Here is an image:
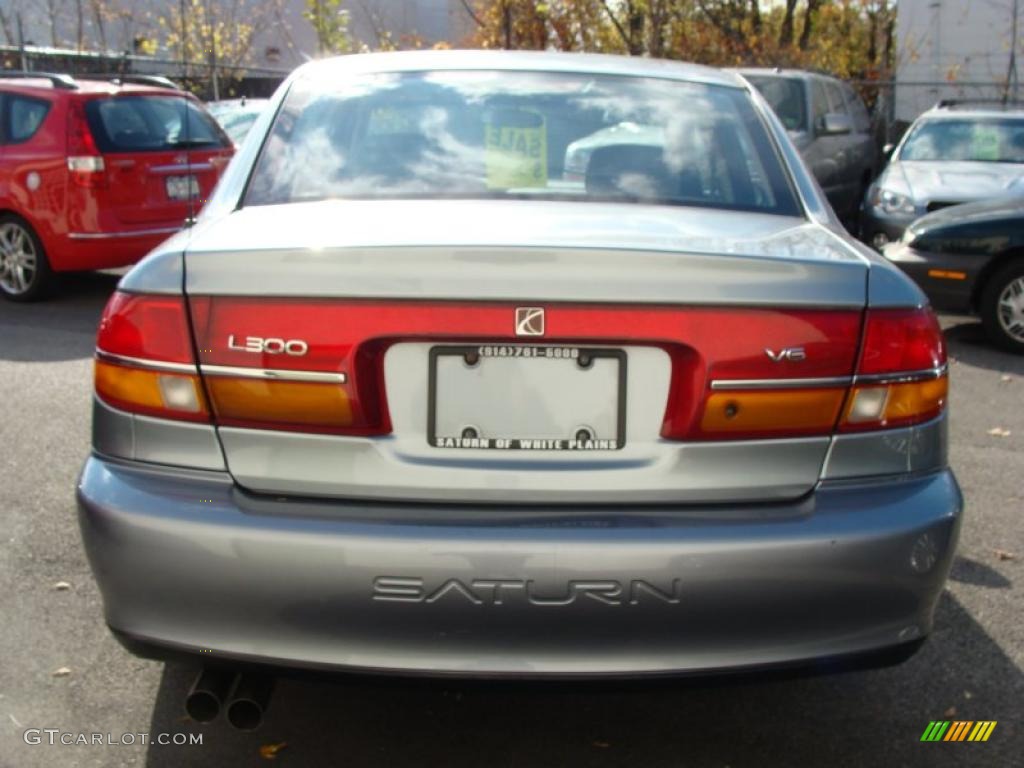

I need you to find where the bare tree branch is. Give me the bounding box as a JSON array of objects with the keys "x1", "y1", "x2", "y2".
[
  {"x1": 459, "y1": 0, "x2": 484, "y2": 28},
  {"x1": 0, "y1": 3, "x2": 14, "y2": 45},
  {"x1": 355, "y1": 0, "x2": 388, "y2": 47},
  {"x1": 599, "y1": 0, "x2": 633, "y2": 51}
]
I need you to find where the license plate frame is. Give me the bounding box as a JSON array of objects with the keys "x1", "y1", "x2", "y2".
[
  {"x1": 427, "y1": 344, "x2": 627, "y2": 451},
  {"x1": 165, "y1": 174, "x2": 200, "y2": 201}
]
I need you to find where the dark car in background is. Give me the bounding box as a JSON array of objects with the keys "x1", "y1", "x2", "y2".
[
  {"x1": 863, "y1": 102, "x2": 1024, "y2": 250},
  {"x1": 883, "y1": 196, "x2": 1024, "y2": 352},
  {"x1": 740, "y1": 68, "x2": 876, "y2": 224},
  {"x1": 0, "y1": 72, "x2": 233, "y2": 301}
]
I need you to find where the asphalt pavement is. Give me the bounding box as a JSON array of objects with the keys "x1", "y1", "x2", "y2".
[{"x1": 0, "y1": 272, "x2": 1021, "y2": 767}]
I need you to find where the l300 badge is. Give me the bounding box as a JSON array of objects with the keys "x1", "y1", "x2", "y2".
[{"x1": 227, "y1": 335, "x2": 309, "y2": 356}]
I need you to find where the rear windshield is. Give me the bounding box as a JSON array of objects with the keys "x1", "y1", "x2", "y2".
[
  {"x1": 245, "y1": 70, "x2": 801, "y2": 216},
  {"x1": 899, "y1": 118, "x2": 1024, "y2": 163},
  {"x1": 85, "y1": 96, "x2": 229, "y2": 153},
  {"x1": 744, "y1": 75, "x2": 807, "y2": 132}
]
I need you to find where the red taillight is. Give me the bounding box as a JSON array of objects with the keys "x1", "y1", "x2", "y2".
[
  {"x1": 839, "y1": 307, "x2": 948, "y2": 432},
  {"x1": 66, "y1": 99, "x2": 106, "y2": 188},
  {"x1": 856, "y1": 308, "x2": 947, "y2": 374},
  {"x1": 188, "y1": 297, "x2": 384, "y2": 435},
  {"x1": 676, "y1": 306, "x2": 948, "y2": 440},
  {"x1": 97, "y1": 293, "x2": 196, "y2": 364},
  {"x1": 95, "y1": 292, "x2": 209, "y2": 422},
  {"x1": 660, "y1": 310, "x2": 862, "y2": 441}
]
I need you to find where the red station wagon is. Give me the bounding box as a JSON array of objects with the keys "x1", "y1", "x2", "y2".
[{"x1": 0, "y1": 73, "x2": 234, "y2": 301}]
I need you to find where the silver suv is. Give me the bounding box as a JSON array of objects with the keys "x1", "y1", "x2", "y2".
[
  {"x1": 78, "y1": 53, "x2": 960, "y2": 723},
  {"x1": 862, "y1": 101, "x2": 1024, "y2": 249}
]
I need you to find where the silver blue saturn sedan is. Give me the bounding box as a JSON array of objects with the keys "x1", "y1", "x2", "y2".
[{"x1": 78, "y1": 51, "x2": 961, "y2": 707}]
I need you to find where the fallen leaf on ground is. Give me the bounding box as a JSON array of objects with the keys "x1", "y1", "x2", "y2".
[
  {"x1": 53, "y1": 581, "x2": 71, "y2": 591},
  {"x1": 260, "y1": 742, "x2": 287, "y2": 760},
  {"x1": 592, "y1": 741, "x2": 610, "y2": 748},
  {"x1": 994, "y1": 549, "x2": 1017, "y2": 561},
  {"x1": 987, "y1": 427, "x2": 1011, "y2": 437},
  {"x1": 944, "y1": 706, "x2": 957, "y2": 717},
  {"x1": 51, "y1": 667, "x2": 71, "y2": 677}
]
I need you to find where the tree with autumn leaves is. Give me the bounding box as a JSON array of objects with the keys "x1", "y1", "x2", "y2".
[{"x1": 464, "y1": 0, "x2": 895, "y2": 81}]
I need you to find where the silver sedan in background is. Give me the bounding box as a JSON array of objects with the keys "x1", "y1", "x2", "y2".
[{"x1": 206, "y1": 97, "x2": 270, "y2": 146}]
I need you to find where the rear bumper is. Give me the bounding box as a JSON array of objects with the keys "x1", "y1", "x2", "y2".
[{"x1": 77, "y1": 455, "x2": 962, "y2": 677}]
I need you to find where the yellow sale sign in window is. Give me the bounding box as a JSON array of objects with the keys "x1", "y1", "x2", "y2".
[
  {"x1": 971, "y1": 126, "x2": 1000, "y2": 161},
  {"x1": 367, "y1": 107, "x2": 416, "y2": 135},
  {"x1": 485, "y1": 109, "x2": 547, "y2": 189}
]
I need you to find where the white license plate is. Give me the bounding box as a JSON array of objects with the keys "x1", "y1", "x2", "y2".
[
  {"x1": 165, "y1": 174, "x2": 200, "y2": 201},
  {"x1": 428, "y1": 345, "x2": 626, "y2": 451}
]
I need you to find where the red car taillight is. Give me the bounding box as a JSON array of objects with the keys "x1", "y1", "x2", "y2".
[
  {"x1": 95, "y1": 292, "x2": 209, "y2": 422},
  {"x1": 66, "y1": 100, "x2": 107, "y2": 188},
  {"x1": 838, "y1": 307, "x2": 948, "y2": 432}
]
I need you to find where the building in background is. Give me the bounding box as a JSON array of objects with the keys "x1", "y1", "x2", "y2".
[
  {"x1": 0, "y1": 0, "x2": 479, "y2": 74},
  {"x1": 347, "y1": 0, "x2": 479, "y2": 50},
  {"x1": 271, "y1": 0, "x2": 478, "y2": 64},
  {"x1": 896, "y1": 0, "x2": 1024, "y2": 123}
]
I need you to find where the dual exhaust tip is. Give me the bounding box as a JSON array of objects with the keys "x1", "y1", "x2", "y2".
[{"x1": 185, "y1": 668, "x2": 274, "y2": 731}]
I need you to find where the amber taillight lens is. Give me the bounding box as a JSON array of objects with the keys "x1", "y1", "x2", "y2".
[
  {"x1": 205, "y1": 378, "x2": 354, "y2": 430},
  {"x1": 700, "y1": 389, "x2": 848, "y2": 436}
]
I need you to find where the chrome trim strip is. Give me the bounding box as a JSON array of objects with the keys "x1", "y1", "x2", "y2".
[
  {"x1": 200, "y1": 364, "x2": 347, "y2": 384},
  {"x1": 95, "y1": 349, "x2": 197, "y2": 374},
  {"x1": 710, "y1": 365, "x2": 948, "y2": 391},
  {"x1": 710, "y1": 376, "x2": 853, "y2": 391},
  {"x1": 150, "y1": 163, "x2": 215, "y2": 173},
  {"x1": 853, "y1": 365, "x2": 948, "y2": 386},
  {"x1": 69, "y1": 226, "x2": 181, "y2": 240}
]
